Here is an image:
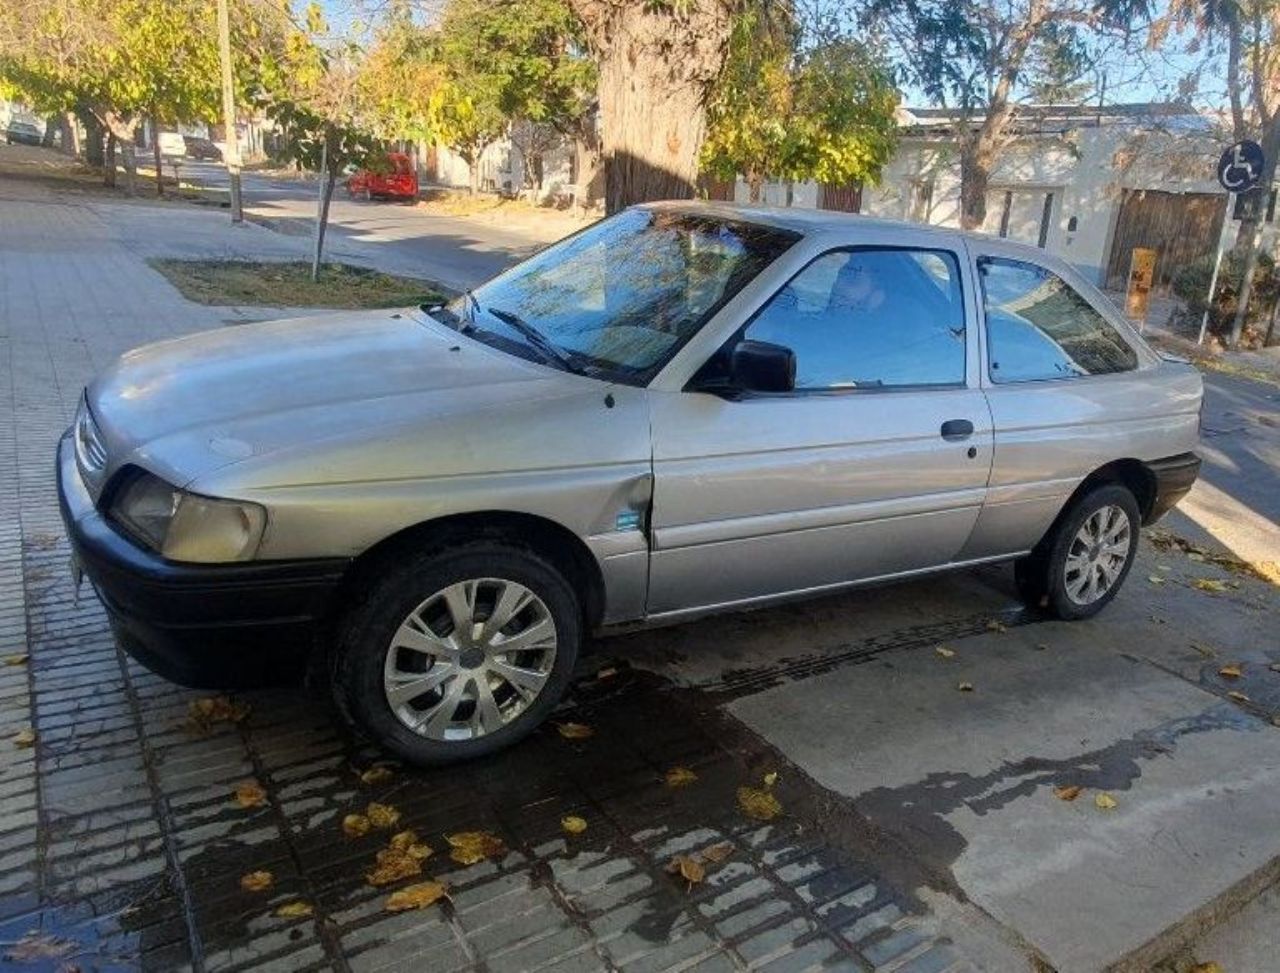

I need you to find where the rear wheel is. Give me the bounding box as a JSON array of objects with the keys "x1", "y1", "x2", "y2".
[
  {"x1": 1018, "y1": 484, "x2": 1140, "y2": 620},
  {"x1": 333, "y1": 542, "x2": 580, "y2": 765}
]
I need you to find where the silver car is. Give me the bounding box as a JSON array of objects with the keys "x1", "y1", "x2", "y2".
[{"x1": 58, "y1": 202, "x2": 1203, "y2": 764}]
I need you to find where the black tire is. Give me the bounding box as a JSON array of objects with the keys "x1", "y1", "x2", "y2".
[
  {"x1": 332, "y1": 541, "x2": 581, "y2": 765},
  {"x1": 1023, "y1": 483, "x2": 1141, "y2": 621}
]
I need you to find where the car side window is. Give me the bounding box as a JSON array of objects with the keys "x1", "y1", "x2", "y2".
[
  {"x1": 742, "y1": 248, "x2": 966, "y2": 390},
  {"x1": 979, "y1": 256, "x2": 1138, "y2": 383}
]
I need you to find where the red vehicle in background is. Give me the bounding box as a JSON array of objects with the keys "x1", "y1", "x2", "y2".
[{"x1": 346, "y1": 152, "x2": 419, "y2": 201}]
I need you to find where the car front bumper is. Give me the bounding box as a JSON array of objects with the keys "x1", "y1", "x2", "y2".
[{"x1": 57, "y1": 434, "x2": 351, "y2": 688}]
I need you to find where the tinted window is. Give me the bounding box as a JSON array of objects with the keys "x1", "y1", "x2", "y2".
[
  {"x1": 440, "y1": 209, "x2": 798, "y2": 385},
  {"x1": 742, "y1": 248, "x2": 966, "y2": 390},
  {"x1": 979, "y1": 257, "x2": 1138, "y2": 383}
]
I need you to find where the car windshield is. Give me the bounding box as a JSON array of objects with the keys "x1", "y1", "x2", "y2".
[{"x1": 432, "y1": 208, "x2": 799, "y2": 384}]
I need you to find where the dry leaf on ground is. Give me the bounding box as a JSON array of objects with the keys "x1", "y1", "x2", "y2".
[
  {"x1": 664, "y1": 767, "x2": 698, "y2": 788},
  {"x1": 1094, "y1": 793, "x2": 1118, "y2": 810},
  {"x1": 3, "y1": 653, "x2": 29, "y2": 666},
  {"x1": 13, "y1": 728, "x2": 36, "y2": 748},
  {"x1": 957, "y1": 682, "x2": 974, "y2": 692},
  {"x1": 446, "y1": 831, "x2": 506, "y2": 865},
  {"x1": 763, "y1": 771, "x2": 778, "y2": 787},
  {"x1": 240, "y1": 870, "x2": 273, "y2": 892},
  {"x1": 1218, "y1": 664, "x2": 1243, "y2": 679},
  {"x1": 367, "y1": 835, "x2": 431, "y2": 886},
  {"x1": 274, "y1": 901, "x2": 313, "y2": 919},
  {"x1": 986, "y1": 619, "x2": 1007, "y2": 633},
  {"x1": 1228, "y1": 691, "x2": 1251, "y2": 703},
  {"x1": 737, "y1": 786, "x2": 782, "y2": 821},
  {"x1": 389, "y1": 830, "x2": 433, "y2": 860},
  {"x1": 385, "y1": 881, "x2": 450, "y2": 912},
  {"x1": 557, "y1": 722, "x2": 594, "y2": 740},
  {"x1": 343, "y1": 814, "x2": 371, "y2": 838},
  {"x1": 1192, "y1": 578, "x2": 1228, "y2": 593},
  {"x1": 1147, "y1": 575, "x2": 1166, "y2": 585},
  {"x1": 700, "y1": 841, "x2": 735, "y2": 863},
  {"x1": 234, "y1": 781, "x2": 267, "y2": 809},
  {"x1": 366, "y1": 802, "x2": 401, "y2": 829},
  {"x1": 666, "y1": 854, "x2": 705, "y2": 888},
  {"x1": 186, "y1": 695, "x2": 250, "y2": 732},
  {"x1": 935, "y1": 646, "x2": 955, "y2": 658},
  {"x1": 1053, "y1": 785, "x2": 1083, "y2": 802},
  {"x1": 561, "y1": 815, "x2": 588, "y2": 835},
  {"x1": 360, "y1": 765, "x2": 395, "y2": 786},
  {"x1": 1189, "y1": 962, "x2": 1222, "y2": 973}
]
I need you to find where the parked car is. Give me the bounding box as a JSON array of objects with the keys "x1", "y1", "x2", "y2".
[
  {"x1": 58, "y1": 203, "x2": 1203, "y2": 764},
  {"x1": 183, "y1": 135, "x2": 223, "y2": 161},
  {"x1": 5, "y1": 120, "x2": 43, "y2": 146},
  {"x1": 346, "y1": 151, "x2": 418, "y2": 200}
]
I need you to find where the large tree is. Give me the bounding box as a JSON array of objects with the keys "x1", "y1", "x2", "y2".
[
  {"x1": 569, "y1": 0, "x2": 738, "y2": 213},
  {"x1": 865, "y1": 0, "x2": 1150, "y2": 230},
  {"x1": 701, "y1": 8, "x2": 898, "y2": 202}
]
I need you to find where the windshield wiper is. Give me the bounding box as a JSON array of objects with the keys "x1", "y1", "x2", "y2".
[{"x1": 486, "y1": 306, "x2": 586, "y2": 375}]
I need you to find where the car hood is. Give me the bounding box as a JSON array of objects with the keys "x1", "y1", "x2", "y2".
[{"x1": 87, "y1": 308, "x2": 591, "y2": 490}]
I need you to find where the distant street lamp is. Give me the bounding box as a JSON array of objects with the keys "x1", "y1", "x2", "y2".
[{"x1": 217, "y1": 0, "x2": 244, "y2": 223}]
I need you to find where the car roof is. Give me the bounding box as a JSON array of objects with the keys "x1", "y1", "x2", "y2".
[{"x1": 639, "y1": 199, "x2": 1050, "y2": 263}]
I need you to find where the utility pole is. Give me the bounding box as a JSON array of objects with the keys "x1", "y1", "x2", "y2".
[{"x1": 217, "y1": 0, "x2": 244, "y2": 223}]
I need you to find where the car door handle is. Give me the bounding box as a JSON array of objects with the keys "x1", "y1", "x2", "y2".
[{"x1": 940, "y1": 419, "x2": 975, "y2": 442}]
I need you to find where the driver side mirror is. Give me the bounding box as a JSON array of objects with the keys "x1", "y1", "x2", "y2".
[{"x1": 689, "y1": 339, "x2": 796, "y2": 397}]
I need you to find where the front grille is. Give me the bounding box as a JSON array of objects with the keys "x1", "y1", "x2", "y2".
[{"x1": 74, "y1": 398, "x2": 107, "y2": 474}]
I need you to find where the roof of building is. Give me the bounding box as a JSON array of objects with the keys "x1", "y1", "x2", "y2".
[{"x1": 896, "y1": 101, "x2": 1213, "y2": 136}]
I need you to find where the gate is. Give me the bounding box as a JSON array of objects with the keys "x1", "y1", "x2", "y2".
[{"x1": 1104, "y1": 190, "x2": 1227, "y2": 292}]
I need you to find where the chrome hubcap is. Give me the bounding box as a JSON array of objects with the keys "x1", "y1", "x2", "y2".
[
  {"x1": 1064, "y1": 504, "x2": 1131, "y2": 605},
  {"x1": 383, "y1": 578, "x2": 557, "y2": 741}
]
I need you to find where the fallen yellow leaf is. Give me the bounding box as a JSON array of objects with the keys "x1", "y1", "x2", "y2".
[
  {"x1": 186, "y1": 696, "x2": 250, "y2": 732},
  {"x1": 1228, "y1": 691, "x2": 1251, "y2": 704},
  {"x1": 3, "y1": 653, "x2": 29, "y2": 666},
  {"x1": 737, "y1": 786, "x2": 782, "y2": 821},
  {"x1": 935, "y1": 646, "x2": 956, "y2": 659},
  {"x1": 1054, "y1": 785, "x2": 1083, "y2": 802},
  {"x1": 13, "y1": 728, "x2": 36, "y2": 749},
  {"x1": 1147, "y1": 574, "x2": 1166, "y2": 585},
  {"x1": 274, "y1": 901, "x2": 313, "y2": 919},
  {"x1": 366, "y1": 832, "x2": 432, "y2": 887},
  {"x1": 1190, "y1": 962, "x2": 1223, "y2": 973},
  {"x1": 986, "y1": 619, "x2": 1007, "y2": 633},
  {"x1": 957, "y1": 682, "x2": 974, "y2": 692},
  {"x1": 389, "y1": 830, "x2": 433, "y2": 860},
  {"x1": 666, "y1": 854, "x2": 705, "y2": 887},
  {"x1": 561, "y1": 815, "x2": 588, "y2": 835},
  {"x1": 1218, "y1": 664, "x2": 1243, "y2": 679},
  {"x1": 1094, "y1": 793, "x2": 1117, "y2": 810},
  {"x1": 557, "y1": 722, "x2": 594, "y2": 740},
  {"x1": 446, "y1": 831, "x2": 505, "y2": 865},
  {"x1": 1192, "y1": 578, "x2": 1228, "y2": 593},
  {"x1": 360, "y1": 765, "x2": 395, "y2": 786},
  {"x1": 763, "y1": 771, "x2": 778, "y2": 788},
  {"x1": 700, "y1": 841, "x2": 734, "y2": 863},
  {"x1": 234, "y1": 781, "x2": 267, "y2": 809},
  {"x1": 366, "y1": 802, "x2": 401, "y2": 829},
  {"x1": 385, "y1": 880, "x2": 450, "y2": 912},
  {"x1": 343, "y1": 814, "x2": 371, "y2": 838},
  {"x1": 664, "y1": 767, "x2": 698, "y2": 788},
  {"x1": 239, "y1": 870, "x2": 273, "y2": 892}
]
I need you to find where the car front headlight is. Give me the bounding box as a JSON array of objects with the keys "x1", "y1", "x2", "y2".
[{"x1": 110, "y1": 471, "x2": 266, "y2": 563}]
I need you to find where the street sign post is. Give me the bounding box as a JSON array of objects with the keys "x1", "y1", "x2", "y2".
[{"x1": 1199, "y1": 140, "x2": 1266, "y2": 345}]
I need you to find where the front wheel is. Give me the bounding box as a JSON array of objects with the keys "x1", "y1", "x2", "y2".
[
  {"x1": 1019, "y1": 484, "x2": 1140, "y2": 620},
  {"x1": 332, "y1": 542, "x2": 580, "y2": 765}
]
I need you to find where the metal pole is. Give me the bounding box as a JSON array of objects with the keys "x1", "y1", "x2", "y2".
[
  {"x1": 216, "y1": 0, "x2": 243, "y2": 223},
  {"x1": 1198, "y1": 192, "x2": 1235, "y2": 345}
]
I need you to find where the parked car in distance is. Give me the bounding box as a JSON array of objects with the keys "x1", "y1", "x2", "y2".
[
  {"x1": 59, "y1": 202, "x2": 1203, "y2": 765},
  {"x1": 346, "y1": 151, "x2": 418, "y2": 200},
  {"x1": 5, "y1": 120, "x2": 43, "y2": 146},
  {"x1": 183, "y1": 135, "x2": 223, "y2": 161}
]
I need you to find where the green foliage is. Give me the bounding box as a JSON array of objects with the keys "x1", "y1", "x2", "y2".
[
  {"x1": 701, "y1": 12, "x2": 898, "y2": 194},
  {"x1": 1171, "y1": 250, "x2": 1279, "y2": 336}
]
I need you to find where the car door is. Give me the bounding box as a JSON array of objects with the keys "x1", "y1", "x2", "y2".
[
  {"x1": 645, "y1": 233, "x2": 995, "y2": 618},
  {"x1": 957, "y1": 241, "x2": 1179, "y2": 560}
]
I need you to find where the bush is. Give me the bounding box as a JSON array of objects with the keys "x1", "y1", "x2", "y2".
[{"x1": 1171, "y1": 248, "x2": 1279, "y2": 339}]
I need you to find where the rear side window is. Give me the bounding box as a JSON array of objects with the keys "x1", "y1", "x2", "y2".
[
  {"x1": 979, "y1": 257, "x2": 1138, "y2": 383},
  {"x1": 743, "y1": 247, "x2": 966, "y2": 390}
]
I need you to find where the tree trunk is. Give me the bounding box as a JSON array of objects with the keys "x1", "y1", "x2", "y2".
[
  {"x1": 80, "y1": 110, "x2": 103, "y2": 166},
  {"x1": 958, "y1": 141, "x2": 993, "y2": 231},
  {"x1": 571, "y1": 0, "x2": 734, "y2": 214},
  {"x1": 467, "y1": 158, "x2": 479, "y2": 196},
  {"x1": 1227, "y1": 112, "x2": 1280, "y2": 347},
  {"x1": 311, "y1": 135, "x2": 336, "y2": 282},
  {"x1": 101, "y1": 111, "x2": 140, "y2": 195},
  {"x1": 104, "y1": 134, "x2": 117, "y2": 188},
  {"x1": 62, "y1": 113, "x2": 80, "y2": 156},
  {"x1": 572, "y1": 123, "x2": 603, "y2": 209},
  {"x1": 747, "y1": 169, "x2": 764, "y2": 204},
  {"x1": 41, "y1": 115, "x2": 59, "y2": 148}
]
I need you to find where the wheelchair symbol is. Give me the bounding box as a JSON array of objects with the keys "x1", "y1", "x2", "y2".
[{"x1": 1218, "y1": 141, "x2": 1264, "y2": 192}]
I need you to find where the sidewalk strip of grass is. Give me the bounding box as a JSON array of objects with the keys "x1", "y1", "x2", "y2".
[{"x1": 149, "y1": 259, "x2": 443, "y2": 309}]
